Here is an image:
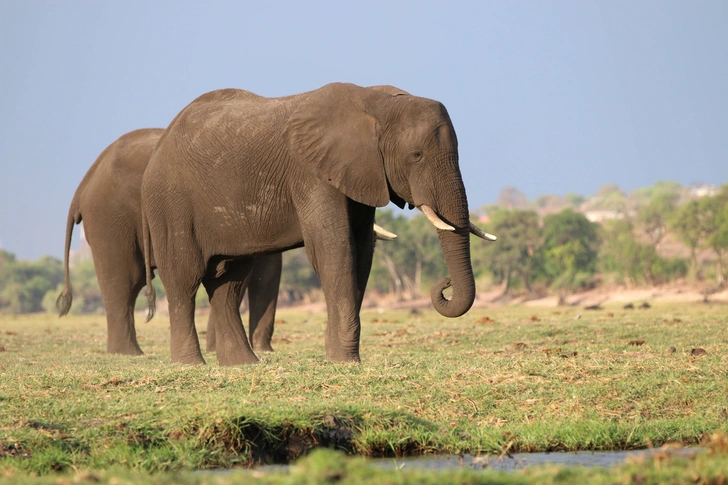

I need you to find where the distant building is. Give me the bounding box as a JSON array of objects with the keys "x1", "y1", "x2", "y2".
[
  {"x1": 583, "y1": 210, "x2": 623, "y2": 223},
  {"x1": 689, "y1": 184, "x2": 719, "y2": 198}
]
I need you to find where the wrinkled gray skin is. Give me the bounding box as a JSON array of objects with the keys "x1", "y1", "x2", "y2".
[
  {"x1": 142, "y1": 82, "x2": 477, "y2": 365},
  {"x1": 56, "y1": 129, "x2": 281, "y2": 355}
]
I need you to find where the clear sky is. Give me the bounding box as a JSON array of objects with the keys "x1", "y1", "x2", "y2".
[{"x1": 1, "y1": 1, "x2": 726, "y2": 259}]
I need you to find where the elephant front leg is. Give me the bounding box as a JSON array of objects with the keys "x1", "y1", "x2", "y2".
[
  {"x1": 304, "y1": 231, "x2": 362, "y2": 363},
  {"x1": 204, "y1": 259, "x2": 259, "y2": 366}
]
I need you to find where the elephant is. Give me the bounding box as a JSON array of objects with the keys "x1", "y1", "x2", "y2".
[
  {"x1": 56, "y1": 128, "x2": 283, "y2": 355},
  {"x1": 141, "y1": 82, "x2": 495, "y2": 365},
  {"x1": 56, "y1": 128, "x2": 397, "y2": 356}
]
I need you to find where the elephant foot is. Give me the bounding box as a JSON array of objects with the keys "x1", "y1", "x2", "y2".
[
  {"x1": 326, "y1": 350, "x2": 361, "y2": 363},
  {"x1": 171, "y1": 352, "x2": 206, "y2": 365},
  {"x1": 217, "y1": 351, "x2": 260, "y2": 366},
  {"x1": 206, "y1": 340, "x2": 217, "y2": 352},
  {"x1": 107, "y1": 343, "x2": 144, "y2": 356},
  {"x1": 252, "y1": 341, "x2": 274, "y2": 353}
]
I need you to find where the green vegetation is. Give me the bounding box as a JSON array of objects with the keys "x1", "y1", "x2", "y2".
[
  {"x1": 696, "y1": 190, "x2": 728, "y2": 285},
  {"x1": 1, "y1": 303, "x2": 726, "y2": 480},
  {"x1": 0, "y1": 251, "x2": 64, "y2": 314},
  {"x1": 475, "y1": 209, "x2": 540, "y2": 293},
  {"x1": 536, "y1": 209, "x2": 600, "y2": 302}
]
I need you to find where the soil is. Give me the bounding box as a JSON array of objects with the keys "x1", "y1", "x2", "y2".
[
  {"x1": 150, "y1": 282, "x2": 728, "y2": 317},
  {"x1": 358, "y1": 283, "x2": 728, "y2": 311}
]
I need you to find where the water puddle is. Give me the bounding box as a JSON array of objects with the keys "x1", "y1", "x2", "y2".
[
  {"x1": 373, "y1": 448, "x2": 698, "y2": 471},
  {"x1": 255, "y1": 448, "x2": 698, "y2": 473}
]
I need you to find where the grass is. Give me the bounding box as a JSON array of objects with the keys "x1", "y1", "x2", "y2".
[{"x1": 1, "y1": 302, "x2": 727, "y2": 480}]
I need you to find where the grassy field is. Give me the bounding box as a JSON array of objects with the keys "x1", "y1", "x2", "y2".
[{"x1": 1, "y1": 302, "x2": 727, "y2": 482}]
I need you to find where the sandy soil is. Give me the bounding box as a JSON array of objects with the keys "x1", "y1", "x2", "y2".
[
  {"x1": 519, "y1": 285, "x2": 728, "y2": 308},
  {"x1": 359, "y1": 283, "x2": 728, "y2": 311},
  {"x1": 151, "y1": 283, "x2": 727, "y2": 317}
]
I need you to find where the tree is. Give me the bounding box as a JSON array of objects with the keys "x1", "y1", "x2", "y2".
[
  {"x1": 369, "y1": 209, "x2": 446, "y2": 300},
  {"x1": 495, "y1": 186, "x2": 531, "y2": 210},
  {"x1": 698, "y1": 186, "x2": 728, "y2": 285},
  {"x1": 564, "y1": 192, "x2": 586, "y2": 209},
  {"x1": 534, "y1": 194, "x2": 570, "y2": 214},
  {"x1": 670, "y1": 200, "x2": 703, "y2": 279},
  {"x1": 588, "y1": 184, "x2": 627, "y2": 211},
  {"x1": 599, "y1": 219, "x2": 653, "y2": 286},
  {"x1": 479, "y1": 209, "x2": 541, "y2": 294},
  {"x1": 599, "y1": 217, "x2": 688, "y2": 287},
  {"x1": 630, "y1": 180, "x2": 682, "y2": 207},
  {"x1": 537, "y1": 210, "x2": 600, "y2": 304},
  {"x1": 633, "y1": 181, "x2": 680, "y2": 285}
]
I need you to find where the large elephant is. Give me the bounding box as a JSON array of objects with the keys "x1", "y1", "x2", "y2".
[
  {"x1": 56, "y1": 128, "x2": 283, "y2": 355},
  {"x1": 141, "y1": 82, "x2": 494, "y2": 365}
]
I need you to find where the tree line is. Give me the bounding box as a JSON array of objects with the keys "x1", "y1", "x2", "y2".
[{"x1": 1, "y1": 182, "x2": 726, "y2": 314}]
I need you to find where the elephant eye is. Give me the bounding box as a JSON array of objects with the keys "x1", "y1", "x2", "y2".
[{"x1": 411, "y1": 151, "x2": 423, "y2": 162}]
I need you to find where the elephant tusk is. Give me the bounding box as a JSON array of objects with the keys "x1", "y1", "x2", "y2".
[
  {"x1": 470, "y1": 222, "x2": 497, "y2": 241},
  {"x1": 373, "y1": 224, "x2": 397, "y2": 240},
  {"x1": 420, "y1": 205, "x2": 455, "y2": 231}
]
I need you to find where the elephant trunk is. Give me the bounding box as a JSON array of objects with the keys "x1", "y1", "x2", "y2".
[
  {"x1": 425, "y1": 166, "x2": 476, "y2": 318},
  {"x1": 431, "y1": 227, "x2": 475, "y2": 318}
]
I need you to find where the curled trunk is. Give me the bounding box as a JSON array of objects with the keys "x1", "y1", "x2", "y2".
[{"x1": 430, "y1": 227, "x2": 475, "y2": 317}]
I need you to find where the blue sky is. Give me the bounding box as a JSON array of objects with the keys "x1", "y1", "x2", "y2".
[{"x1": 1, "y1": 1, "x2": 726, "y2": 259}]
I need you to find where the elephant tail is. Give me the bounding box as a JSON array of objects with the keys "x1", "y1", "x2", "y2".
[
  {"x1": 56, "y1": 197, "x2": 81, "y2": 317},
  {"x1": 141, "y1": 205, "x2": 156, "y2": 322}
]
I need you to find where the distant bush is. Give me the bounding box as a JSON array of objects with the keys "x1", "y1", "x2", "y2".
[
  {"x1": 1, "y1": 250, "x2": 64, "y2": 314},
  {"x1": 651, "y1": 256, "x2": 688, "y2": 284}
]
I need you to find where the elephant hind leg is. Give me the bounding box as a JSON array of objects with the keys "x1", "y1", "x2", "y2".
[
  {"x1": 165, "y1": 288, "x2": 206, "y2": 365},
  {"x1": 160, "y1": 268, "x2": 207, "y2": 365},
  {"x1": 203, "y1": 281, "x2": 217, "y2": 353},
  {"x1": 248, "y1": 253, "x2": 282, "y2": 352},
  {"x1": 204, "y1": 258, "x2": 258, "y2": 366},
  {"x1": 92, "y1": 244, "x2": 145, "y2": 356},
  {"x1": 103, "y1": 291, "x2": 145, "y2": 355}
]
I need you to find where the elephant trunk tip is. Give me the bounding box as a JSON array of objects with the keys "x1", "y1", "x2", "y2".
[{"x1": 430, "y1": 277, "x2": 475, "y2": 318}]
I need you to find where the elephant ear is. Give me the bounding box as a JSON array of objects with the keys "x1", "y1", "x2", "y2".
[
  {"x1": 285, "y1": 83, "x2": 390, "y2": 207},
  {"x1": 367, "y1": 85, "x2": 411, "y2": 97}
]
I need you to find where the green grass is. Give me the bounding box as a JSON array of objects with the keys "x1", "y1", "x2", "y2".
[{"x1": 1, "y1": 302, "x2": 727, "y2": 479}]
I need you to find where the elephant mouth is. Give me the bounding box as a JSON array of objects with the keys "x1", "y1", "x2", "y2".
[{"x1": 418, "y1": 205, "x2": 497, "y2": 241}]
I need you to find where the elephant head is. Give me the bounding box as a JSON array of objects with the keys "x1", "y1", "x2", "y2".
[{"x1": 286, "y1": 83, "x2": 494, "y2": 318}]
